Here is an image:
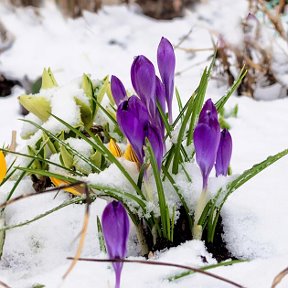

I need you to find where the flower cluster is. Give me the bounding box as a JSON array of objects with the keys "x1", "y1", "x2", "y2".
[
  {"x1": 194, "y1": 99, "x2": 232, "y2": 190},
  {"x1": 193, "y1": 99, "x2": 232, "y2": 239},
  {"x1": 111, "y1": 37, "x2": 175, "y2": 169}
]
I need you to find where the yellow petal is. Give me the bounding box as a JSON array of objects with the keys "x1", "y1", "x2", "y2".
[
  {"x1": 108, "y1": 139, "x2": 122, "y2": 158},
  {"x1": 0, "y1": 151, "x2": 7, "y2": 184},
  {"x1": 50, "y1": 177, "x2": 82, "y2": 196},
  {"x1": 124, "y1": 143, "x2": 139, "y2": 163}
]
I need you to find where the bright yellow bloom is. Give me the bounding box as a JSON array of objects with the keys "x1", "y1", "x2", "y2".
[
  {"x1": 123, "y1": 143, "x2": 139, "y2": 164},
  {"x1": 50, "y1": 177, "x2": 82, "y2": 196},
  {"x1": 108, "y1": 139, "x2": 139, "y2": 165},
  {"x1": 0, "y1": 151, "x2": 7, "y2": 184},
  {"x1": 108, "y1": 139, "x2": 122, "y2": 157}
]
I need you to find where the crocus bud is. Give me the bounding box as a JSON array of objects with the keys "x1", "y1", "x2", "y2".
[
  {"x1": 131, "y1": 55, "x2": 156, "y2": 118},
  {"x1": 145, "y1": 123, "x2": 164, "y2": 171},
  {"x1": 215, "y1": 129, "x2": 232, "y2": 177},
  {"x1": 117, "y1": 96, "x2": 149, "y2": 165},
  {"x1": 194, "y1": 99, "x2": 220, "y2": 190},
  {"x1": 0, "y1": 151, "x2": 7, "y2": 184},
  {"x1": 111, "y1": 75, "x2": 127, "y2": 107},
  {"x1": 41, "y1": 68, "x2": 58, "y2": 89},
  {"x1": 102, "y1": 201, "x2": 130, "y2": 288},
  {"x1": 157, "y1": 37, "x2": 175, "y2": 123}
]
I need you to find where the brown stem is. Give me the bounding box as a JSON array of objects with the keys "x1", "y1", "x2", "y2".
[
  {"x1": 271, "y1": 266, "x2": 288, "y2": 288},
  {"x1": 0, "y1": 279, "x2": 11, "y2": 288},
  {"x1": 0, "y1": 181, "x2": 86, "y2": 209},
  {"x1": 67, "y1": 257, "x2": 246, "y2": 288}
]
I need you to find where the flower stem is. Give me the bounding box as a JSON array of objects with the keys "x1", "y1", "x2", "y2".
[
  {"x1": 115, "y1": 269, "x2": 121, "y2": 288},
  {"x1": 192, "y1": 187, "x2": 208, "y2": 240}
]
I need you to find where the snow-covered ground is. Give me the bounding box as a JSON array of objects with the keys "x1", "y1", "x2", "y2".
[{"x1": 1, "y1": 0, "x2": 288, "y2": 287}]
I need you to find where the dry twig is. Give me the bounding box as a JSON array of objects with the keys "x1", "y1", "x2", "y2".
[{"x1": 271, "y1": 266, "x2": 288, "y2": 288}]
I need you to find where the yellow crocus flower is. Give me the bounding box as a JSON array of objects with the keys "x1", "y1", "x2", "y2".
[
  {"x1": 123, "y1": 143, "x2": 139, "y2": 164},
  {"x1": 50, "y1": 177, "x2": 82, "y2": 196},
  {"x1": 108, "y1": 138, "x2": 122, "y2": 158},
  {"x1": 108, "y1": 139, "x2": 139, "y2": 165}
]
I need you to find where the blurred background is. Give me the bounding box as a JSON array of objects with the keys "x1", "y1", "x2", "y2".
[{"x1": 0, "y1": 0, "x2": 288, "y2": 144}]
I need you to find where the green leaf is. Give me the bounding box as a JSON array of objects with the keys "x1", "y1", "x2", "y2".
[
  {"x1": 18, "y1": 95, "x2": 51, "y2": 122},
  {"x1": 172, "y1": 95, "x2": 194, "y2": 174},
  {"x1": 42, "y1": 133, "x2": 58, "y2": 155},
  {"x1": 162, "y1": 165, "x2": 193, "y2": 233},
  {"x1": 208, "y1": 148, "x2": 288, "y2": 242},
  {"x1": 156, "y1": 101, "x2": 172, "y2": 138},
  {"x1": 146, "y1": 140, "x2": 170, "y2": 240},
  {"x1": 175, "y1": 87, "x2": 183, "y2": 120},
  {"x1": 60, "y1": 145, "x2": 74, "y2": 169},
  {"x1": 82, "y1": 74, "x2": 94, "y2": 102},
  {"x1": 0, "y1": 212, "x2": 5, "y2": 258},
  {"x1": 32, "y1": 284, "x2": 46, "y2": 288},
  {"x1": 168, "y1": 259, "x2": 246, "y2": 281},
  {"x1": 97, "y1": 216, "x2": 106, "y2": 253},
  {"x1": 21, "y1": 119, "x2": 101, "y2": 174},
  {"x1": 0, "y1": 196, "x2": 88, "y2": 232},
  {"x1": 41, "y1": 68, "x2": 58, "y2": 89},
  {"x1": 0, "y1": 148, "x2": 83, "y2": 177},
  {"x1": 94, "y1": 76, "x2": 109, "y2": 117},
  {"x1": 186, "y1": 67, "x2": 209, "y2": 146},
  {"x1": 90, "y1": 150, "x2": 103, "y2": 170},
  {"x1": 215, "y1": 67, "x2": 247, "y2": 111},
  {"x1": 74, "y1": 97, "x2": 92, "y2": 128}
]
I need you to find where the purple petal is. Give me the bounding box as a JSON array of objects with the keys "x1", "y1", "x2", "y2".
[
  {"x1": 155, "y1": 76, "x2": 166, "y2": 114},
  {"x1": 111, "y1": 75, "x2": 127, "y2": 106},
  {"x1": 117, "y1": 96, "x2": 149, "y2": 164},
  {"x1": 155, "y1": 76, "x2": 166, "y2": 136},
  {"x1": 194, "y1": 123, "x2": 220, "y2": 190},
  {"x1": 157, "y1": 37, "x2": 175, "y2": 123},
  {"x1": 145, "y1": 123, "x2": 164, "y2": 170},
  {"x1": 215, "y1": 129, "x2": 232, "y2": 177},
  {"x1": 102, "y1": 201, "x2": 130, "y2": 288},
  {"x1": 198, "y1": 99, "x2": 218, "y2": 125},
  {"x1": 131, "y1": 55, "x2": 156, "y2": 118}
]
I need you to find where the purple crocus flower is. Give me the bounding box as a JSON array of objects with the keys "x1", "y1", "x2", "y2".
[
  {"x1": 215, "y1": 129, "x2": 232, "y2": 177},
  {"x1": 131, "y1": 55, "x2": 156, "y2": 119},
  {"x1": 117, "y1": 96, "x2": 150, "y2": 164},
  {"x1": 145, "y1": 123, "x2": 164, "y2": 170},
  {"x1": 194, "y1": 99, "x2": 220, "y2": 190},
  {"x1": 102, "y1": 201, "x2": 130, "y2": 288},
  {"x1": 111, "y1": 75, "x2": 127, "y2": 106},
  {"x1": 157, "y1": 37, "x2": 175, "y2": 124},
  {"x1": 155, "y1": 76, "x2": 166, "y2": 137},
  {"x1": 155, "y1": 76, "x2": 166, "y2": 114}
]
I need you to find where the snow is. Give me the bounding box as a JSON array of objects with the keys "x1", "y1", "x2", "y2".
[{"x1": 1, "y1": 0, "x2": 288, "y2": 287}]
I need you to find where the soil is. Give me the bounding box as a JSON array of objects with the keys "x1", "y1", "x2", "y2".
[
  {"x1": 204, "y1": 216, "x2": 235, "y2": 262},
  {"x1": 146, "y1": 208, "x2": 235, "y2": 262},
  {"x1": 31, "y1": 174, "x2": 52, "y2": 193},
  {"x1": 0, "y1": 74, "x2": 21, "y2": 97}
]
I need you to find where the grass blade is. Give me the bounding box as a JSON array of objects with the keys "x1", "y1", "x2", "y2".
[
  {"x1": 186, "y1": 67, "x2": 209, "y2": 146},
  {"x1": 96, "y1": 216, "x2": 106, "y2": 253},
  {"x1": 208, "y1": 148, "x2": 288, "y2": 242},
  {"x1": 146, "y1": 140, "x2": 170, "y2": 240},
  {"x1": 215, "y1": 67, "x2": 247, "y2": 111}
]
